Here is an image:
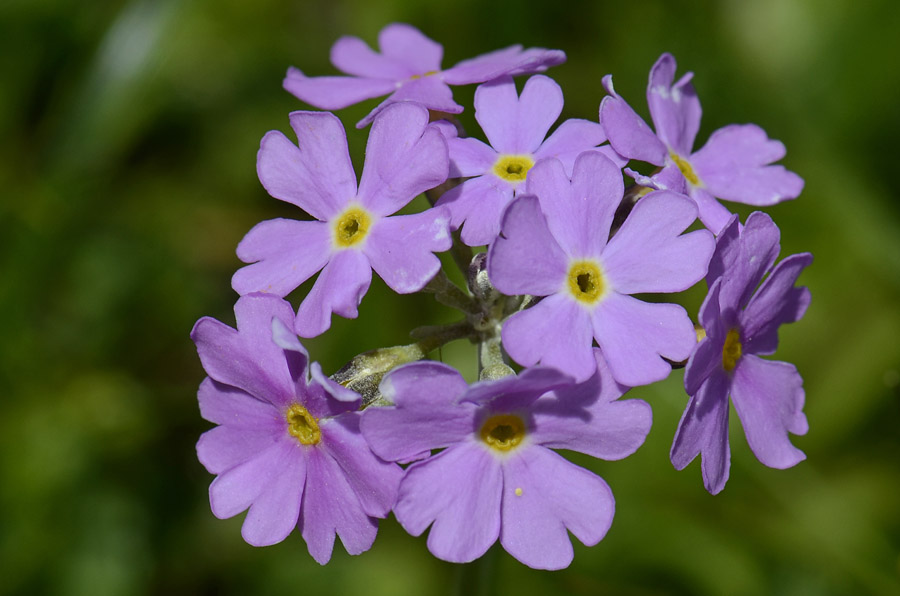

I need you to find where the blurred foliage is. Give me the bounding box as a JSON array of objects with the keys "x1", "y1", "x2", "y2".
[{"x1": 1, "y1": 0, "x2": 898, "y2": 594}]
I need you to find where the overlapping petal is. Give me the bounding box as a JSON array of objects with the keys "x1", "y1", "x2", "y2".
[
  {"x1": 442, "y1": 46, "x2": 565, "y2": 85},
  {"x1": 646, "y1": 53, "x2": 701, "y2": 156},
  {"x1": 742, "y1": 252, "x2": 813, "y2": 355},
  {"x1": 364, "y1": 208, "x2": 451, "y2": 293},
  {"x1": 283, "y1": 68, "x2": 398, "y2": 111},
  {"x1": 599, "y1": 75, "x2": 668, "y2": 166}
]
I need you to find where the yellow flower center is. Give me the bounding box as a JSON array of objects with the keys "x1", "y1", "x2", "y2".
[
  {"x1": 286, "y1": 403, "x2": 321, "y2": 445},
  {"x1": 492, "y1": 155, "x2": 534, "y2": 183},
  {"x1": 566, "y1": 260, "x2": 607, "y2": 305},
  {"x1": 332, "y1": 205, "x2": 372, "y2": 248},
  {"x1": 410, "y1": 70, "x2": 439, "y2": 80},
  {"x1": 669, "y1": 151, "x2": 701, "y2": 186},
  {"x1": 480, "y1": 414, "x2": 526, "y2": 452},
  {"x1": 722, "y1": 328, "x2": 743, "y2": 372}
]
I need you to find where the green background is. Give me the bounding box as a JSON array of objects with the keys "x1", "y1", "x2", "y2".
[{"x1": 1, "y1": 0, "x2": 898, "y2": 594}]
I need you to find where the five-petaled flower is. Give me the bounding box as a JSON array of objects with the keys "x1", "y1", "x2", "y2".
[
  {"x1": 670, "y1": 212, "x2": 812, "y2": 494},
  {"x1": 192, "y1": 294, "x2": 402, "y2": 563}
]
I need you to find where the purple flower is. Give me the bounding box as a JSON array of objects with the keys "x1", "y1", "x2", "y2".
[
  {"x1": 360, "y1": 353, "x2": 651, "y2": 570},
  {"x1": 433, "y1": 75, "x2": 623, "y2": 246},
  {"x1": 600, "y1": 53, "x2": 804, "y2": 234},
  {"x1": 191, "y1": 294, "x2": 402, "y2": 562},
  {"x1": 671, "y1": 212, "x2": 812, "y2": 494},
  {"x1": 284, "y1": 23, "x2": 566, "y2": 128},
  {"x1": 487, "y1": 151, "x2": 715, "y2": 385},
  {"x1": 232, "y1": 103, "x2": 451, "y2": 338}
]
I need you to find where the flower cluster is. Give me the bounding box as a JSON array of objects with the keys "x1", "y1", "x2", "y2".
[{"x1": 192, "y1": 24, "x2": 811, "y2": 570}]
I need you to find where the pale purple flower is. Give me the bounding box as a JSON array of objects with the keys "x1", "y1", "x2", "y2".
[
  {"x1": 360, "y1": 353, "x2": 651, "y2": 570},
  {"x1": 671, "y1": 212, "x2": 812, "y2": 494},
  {"x1": 284, "y1": 23, "x2": 566, "y2": 128},
  {"x1": 433, "y1": 75, "x2": 624, "y2": 246},
  {"x1": 191, "y1": 294, "x2": 402, "y2": 563},
  {"x1": 487, "y1": 151, "x2": 715, "y2": 385},
  {"x1": 232, "y1": 103, "x2": 451, "y2": 338},
  {"x1": 600, "y1": 53, "x2": 804, "y2": 234}
]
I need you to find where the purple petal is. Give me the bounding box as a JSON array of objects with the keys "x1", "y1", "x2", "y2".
[
  {"x1": 283, "y1": 67, "x2": 397, "y2": 110},
  {"x1": 208, "y1": 438, "x2": 294, "y2": 520},
  {"x1": 257, "y1": 112, "x2": 358, "y2": 220},
  {"x1": 294, "y1": 250, "x2": 372, "y2": 338},
  {"x1": 646, "y1": 53, "x2": 701, "y2": 155},
  {"x1": 356, "y1": 77, "x2": 462, "y2": 128},
  {"x1": 599, "y1": 75, "x2": 667, "y2": 166},
  {"x1": 437, "y1": 175, "x2": 515, "y2": 247},
  {"x1": 626, "y1": 163, "x2": 688, "y2": 194},
  {"x1": 302, "y1": 363, "x2": 361, "y2": 419},
  {"x1": 461, "y1": 366, "x2": 573, "y2": 412},
  {"x1": 532, "y1": 357, "x2": 651, "y2": 460},
  {"x1": 330, "y1": 35, "x2": 411, "y2": 79},
  {"x1": 670, "y1": 368, "x2": 731, "y2": 495},
  {"x1": 191, "y1": 295, "x2": 298, "y2": 406},
  {"x1": 487, "y1": 195, "x2": 568, "y2": 295},
  {"x1": 602, "y1": 191, "x2": 713, "y2": 294},
  {"x1": 742, "y1": 252, "x2": 813, "y2": 355},
  {"x1": 446, "y1": 136, "x2": 496, "y2": 177},
  {"x1": 689, "y1": 187, "x2": 736, "y2": 235},
  {"x1": 442, "y1": 45, "x2": 566, "y2": 85},
  {"x1": 240, "y1": 443, "x2": 306, "y2": 546},
  {"x1": 362, "y1": 362, "x2": 475, "y2": 461},
  {"x1": 731, "y1": 355, "x2": 807, "y2": 468},
  {"x1": 500, "y1": 447, "x2": 614, "y2": 570},
  {"x1": 502, "y1": 294, "x2": 597, "y2": 383},
  {"x1": 533, "y1": 119, "x2": 610, "y2": 173},
  {"x1": 394, "y1": 443, "x2": 502, "y2": 563},
  {"x1": 301, "y1": 448, "x2": 378, "y2": 564},
  {"x1": 232, "y1": 218, "x2": 331, "y2": 297},
  {"x1": 377, "y1": 23, "x2": 443, "y2": 74},
  {"x1": 528, "y1": 152, "x2": 621, "y2": 258},
  {"x1": 197, "y1": 424, "x2": 281, "y2": 476},
  {"x1": 593, "y1": 293, "x2": 695, "y2": 386},
  {"x1": 320, "y1": 414, "x2": 402, "y2": 518},
  {"x1": 711, "y1": 211, "x2": 781, "y2": 311},
  {"x1": 309, "y1": 361, "x2": 361, "y2": 404},
  {"x1": 511, "y1": 75, "x2": 565, "y2": 153},
  {"x1": 197, "y1": 378, "x2": 282, "y2": 429},
  {"x1": 364, "y1": 208, "x2": 451, "y2": 293},
  {"x1": 691, "y1": 124, "x2": 804, "y2": 206},
  {"x1": 357, "y1": 103, "x2": 449, "y2": 215}
]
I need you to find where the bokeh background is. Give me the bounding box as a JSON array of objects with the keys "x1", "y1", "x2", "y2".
[{"x1": 2, "y1": 0, "x2": 899, "y2": 594}]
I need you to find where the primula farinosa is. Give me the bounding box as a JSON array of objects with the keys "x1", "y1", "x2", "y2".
[
  {"x1": 600, "y1": 53, "x2": 804, "y2": 234},
  {"x1": 284, "y1": 22, "x2": 566, "y2": 128},
  {"x1": 488, "y1": 150, "x2": 715, "y2": 386},
  {"x1": 671, "y1": 213, "x2": 812, "y2": 494},
  {"x1": 360, "y1": 353, "x2": 651, "y2": 570},
  {"x1": 433, "y1": 75, "x2": 623, "y2": 247},
  {"x1": 232, "y1": 102, "x2": 452, "y2": 338},
  {"x1": 191, "y1": 294, "x2": 402, "y2": 563}
]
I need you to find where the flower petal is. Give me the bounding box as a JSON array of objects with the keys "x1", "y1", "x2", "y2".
[
  {"x1": 208, "y1": 438, "x2": 293, "y2": 520},
  {"x1": 283, "y1": 68, "x2": 398, "y2": 111},
  {"x1": 646, "y1": 53, "x2": 701, "y2": 155},
  {"x1": 689, "y1": 187, "x2": 738, "y2": 235},
  {"x1": 377, "y1": 23, "x2": 443, "y2": 74},
  {"x1": 742, "y1": 252, "x2": 813, "y2": 355},
  {"x1": 602, "y1": 191, "x2": 713, "y2": 294},
  {"x1": 502, "y1": 294, "x2": 596, "y2": 383},
  {"x1": 364, "y1": 208, "x2": 451, "y2": 293},
  {"x1": 362, "y1": 362, "x2": 475, "y2": 461},
  {"x1": 731, "y1": 355, "x2": 807, "y2": 469},
  {"x1": 446, "y1": 136, "x2": 497, "y2": 177},
  {"x1": 500, "y1": 447, "x2": 614, "y2": 570},
  {"x1": 197, "y1": 424, "x2": 282, "y2": 476},
  {"x1": 197, "y1": 377, "x2": 282, "y2": 429},
  {"x1": 533, "y1": 119, "x2": 611, "y2": 173},
  {"x1": 437, "y1": 174, "x2": 515, "y2": 247},
  {"x1": 691, "y1": 124, "x2": 804, "y2": 206},
  {"x1": 599, "y1": 75, "x2": 667, "y2": 166},
  {"x1": 394, "y1": 443, "x2": 502, "y2": 564},
  {"x1": 330, "y1": 35, "x2": 411, "y2": 79},
  {"x1": 670, "y1": 368, "x2": 731, "y2": 495},
  {"x1": 357, "y1": 103, "x2": 449, "y2": 215},
  {"x1": 710, "y1": 211, "x2": 781, "y2": 311},
  {"x1": 241, "y1": 443, "x2": 306, "y2": 546},
  {"x1": 320, "y1": 414, "x2": 402, "y2": 518},
  {"x1": 593, "y1": 293, "x2": 695, "y2": 386},
  {"x1": 295, "y1": 249, "x2": 372, "y2": 338},
  {"x1": 232, "y1": 219, "x2": 331, "y2": 297},
  {"x1": 191, "y1": 295, "x2": 298, "y2": 406},
  {"x1": 528, "y1": 152, "x2": 622, "y2": 258},
  {"x1": 442, "y1": 46, "x2": 566, "y2": 85},
  {"x1": 257, "y1": 112, "x2": 358, "y2": 220},
  {"x1": 487, "y1": 195, "x2": 568, "y2": 295},
  {"x1": 301, "y1": 448, "x2": 378, "y2": 564}
]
